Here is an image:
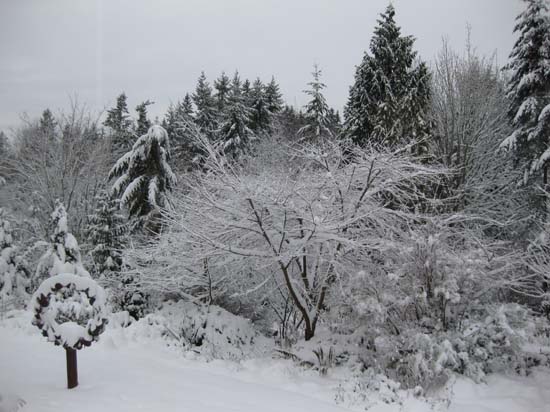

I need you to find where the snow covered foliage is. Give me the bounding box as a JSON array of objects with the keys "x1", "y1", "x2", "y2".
[
  {"x1": 217, "y1": 72, "x2": 255, "y2": 157},
  {"x1": 31, "y1": 273, "x2": 108, "y2": 349},
  {"x1": 344, "y1": 4, "x2": 430, "y2": 149},
  {"x1": 502, "y1": 0, "x2": 550, "y2": 186},
  {"x1": 86, "y1": 191, "x2": 127, "y2": 276},
  {"x1": 298, "y1": 65, "x2": 334, "y2": 142},
  {"x1": 107, "y1": 272, "x2": 149, "y2": 321},
  {"x1": 193, "y1": 72, "x2": 218, "y2": 138},
  {"x1": 34, "y1": 201, "x2": 90, "y2": 290},
  {"x1": 0, "y1": 209, "x2": 31, "y2": 308},
  {"x1": 109, "y1": 124, "x2": 176, "y2": 223},
  {"x1": 149, "y1": 137, "x2": 445, "y2": 341},
  {"x1": 157, "y1": 301, "x2": 272, "y2": 360}
]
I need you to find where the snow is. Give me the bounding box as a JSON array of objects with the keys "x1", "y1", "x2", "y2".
[{"x1": 1, "y1": 310, "x2": 549, "y2": 412}]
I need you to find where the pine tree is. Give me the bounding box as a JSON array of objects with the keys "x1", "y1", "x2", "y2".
[
  {"x1": 192, "y1": 72, "x2": 218, "y2": 138},
  {"x1": 249, "y1": 78, "x2": 271, "y2": 132},
  {"x1": 501, "y1": 0, "x2": 550, "y2": 189},
  {"x1": 298, "y1": 65, "x2": 333, "y2": 141},
  {"x1": 39, "y1": 109, "x2": 57, "y2": 143},
  {"x1": 34, "y1": 201, "x2": 90, "y2": 289},
  {"x1": 104, "y1": 93, "x2": 134, "y2": 153},
  {"x1": 214, "y1": 71, "x2": 231, "y2": 114},
  {"x1": 265, "y1": 76, "x2": 284, "y2": 115},
  {"x1": 109, "y1": 125, "x2": 176, "y2": 221},
  {"x1": 164, "y1": 94, "x2": 202, "y2": 168},
  {"x1": 344, "y1": 4, "x2": 430, "y2": 148},
  {"x1": 86, "y1": 191, "x2": 127, "y2": 276},
  {"x1": 0, "y1": 209, "x2": 31, "y2": 306},
  {"x1": 0, "y1": 131, "x2": 7, "y2": 157},
  {"x1": 218, "y1": 72, "x2": 254, "y2": 157},
  {"x1": 135, "y1": 100, "x2": 154, "y2": 137}
]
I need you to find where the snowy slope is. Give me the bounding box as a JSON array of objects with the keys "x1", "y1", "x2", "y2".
[{"x1": 1, "y1": 311, "x2": 549, "y2": 412}]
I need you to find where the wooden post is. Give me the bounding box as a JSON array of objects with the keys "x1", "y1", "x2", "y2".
[{"x1": 65, "y1": 348, "x2": 78, "y2": 389}]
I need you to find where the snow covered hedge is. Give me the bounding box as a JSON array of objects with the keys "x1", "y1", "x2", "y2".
[
  {"x1": 32, "y1": 274, "x2": 108, "y2": 349},
  {"x1": 157, "y1": 301, "x2": 272, "y2": 360}
]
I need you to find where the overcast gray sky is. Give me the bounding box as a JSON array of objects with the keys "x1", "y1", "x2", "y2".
[{"x1": 0, "y1": 0, "x2": 523, "y2": 134}]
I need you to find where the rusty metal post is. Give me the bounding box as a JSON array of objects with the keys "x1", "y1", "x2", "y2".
[{"x1": 65, "y1": 348, "x2": 78, "y2": 389}]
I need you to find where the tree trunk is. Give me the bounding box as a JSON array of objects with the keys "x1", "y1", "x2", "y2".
[{"x1": 66, "y1": 348, "x2": 78, "y2": 389}]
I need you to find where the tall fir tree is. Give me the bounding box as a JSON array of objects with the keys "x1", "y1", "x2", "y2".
[
  {"x1": 249, "y1": 78, "x2": 271, "y2": 132},
  {"x1": 86, "y1": 191, "x2": 127, "y2": 276},
  {"x1": 265, "y1": 76, "x2": 284, "y2": 115},
  {"x1": 135, "y1": 100, "x2": 154, "y2": 137},
  {"x1": 163, "y1": 94, "x2": 202, "y2": 168},
  {"x1": 214, "y1": 71, "x2": 231, "y2": 114},
  {"x1": 298, "y1": 64, "x2": 333, "y2": 141},
  {"x1": 501, "y1": 0, "x2": 550, "y2": 191},
  {"x1": 104, "y1": 93, "x2": 134, "y2": 154},
  {"x1": 218, "y1": 72, "x2": 254, "y2": 157},
  {"x1": 109, "y1": 125, "x2": 176, "y2": 222},
  {"x1": 344, "y1": 4, "x2": 430, "y2": 148},
  {"x1": 192, "y1": 72, "x2": 218, "y2": 139},
  {"x1": 39, "y1": 109, "x2": 57, "y2": 143}
]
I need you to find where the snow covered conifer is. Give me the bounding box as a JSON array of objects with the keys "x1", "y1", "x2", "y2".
[
  {"x1": 214, "y1": 71, "x2": 231, "y2": 114},
  {"x1": 344, "y1": 4, "x2": 430, "y2": 148},
  {"x1": 192, "y1": 72, "x2": 218, "y2": 138},
  {"x1": 109, "y1": 125, "x2": 176, "y2": 223},
  {"x1": 164, "y1": 94, "x2": 201, "y2": 167},
  {"x1": 218, "y1": 72, "x2": 255, "y2": 157},
  {"x1": 501, "y1": 0, "x2": 550, "y2": 189},
  {"x1": 0, "y1": 209, "x2": 31, "y2": 307},
  {"x1": 34, "y1": 201, "x2": 90, "y2": 289},
  {"x1": 265, "y1": 76, "x2": 284, "y2": 115},
  {"x1": 86, "y1": 191, "x2": 127, "y2": 276},
  {"x1": 249, "y1": 78, "x2": 271, "y2": 133},
  {"x1": 135, "y1": 100, "x2": 153, "y2": 137},
  {"x1": 104, "y1": 92, "x2": 134, "y2": 154},
  {"x1": 298, "y1": 64, "x2": 333, "y2": 141}
]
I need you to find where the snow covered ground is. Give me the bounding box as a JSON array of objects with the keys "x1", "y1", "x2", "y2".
[{"x1": 1, "y1": 311, "x2": 549, "y2": 412}]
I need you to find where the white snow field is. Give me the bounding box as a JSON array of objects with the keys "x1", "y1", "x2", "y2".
[{"x1": 1, "y1": 311, "x2": 549, "y2": 412}]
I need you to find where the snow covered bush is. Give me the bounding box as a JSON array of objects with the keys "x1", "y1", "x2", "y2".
[
  {"x1": 0, "y1": 209, "x2": 31, "y2": 309},
  {"x1": 158, "y1": 301, "x2": 271, "y2": 360},
  {"x1": 107, "y1": 272, "x2": 149, "y2": 321},
  {"x1": 34, "y1": 201, "x2": 89, "y2": 290}
]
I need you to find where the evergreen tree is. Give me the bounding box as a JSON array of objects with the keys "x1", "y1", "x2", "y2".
[
  {"x1": 86, "y1": 191, "x2": 127, "y2": 276},
  {"x1": 164, "y1": 94, "x2": 202, "y2": 168},
  {"x1": 104, "y1": 93, "x2": 134, "y2": 153},
  {"x1": 344, "y1": 4, "x2": 430, "y2": 148},
  {"x1": 242, "y1": 79, "x2": 252, "y2": 105},
  {"x1": 265, "y1": 76, "x2": 284, "y2": 115},
  {"x1": 501, "y1": 0, "x2": 550, "y2": 189},
  {"x1": 0, "y1": 131, "x2": 7, "y2": 156},
  {"x1": 214, "y1": 71, "x2": 231, "y2": 114},
  {"x1": 109, "y1": 125, "x2": 176, "y2": 221},
  {"x1": 249, "y1": 78, "x2": 271, "y2": 132},
  {"x1": 0, "y1": 209, "x2": 31, "y2": 306},
  {"x1": 39, "y1": 109, "x2": 57, "y2": 143},
  {"x1": 192, "y1": 72, "x2": 218, "y2": 138},
  {"x1": 298, "y1": 65, "x2": 333, "y2": 141},
  {"x1": 34, "y1": 201, "x2": 90, "y2": 289},
  {"x1": 135, "y1": 100, "x2": 154, "y2": 137},
  {"x1": 218, "y1": 72, "x2": 254, "y2": 157}
]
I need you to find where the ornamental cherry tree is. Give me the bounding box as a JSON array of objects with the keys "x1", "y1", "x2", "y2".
[{"x1": 32, "y1": 201, "x2": 108, "y2": 389}]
